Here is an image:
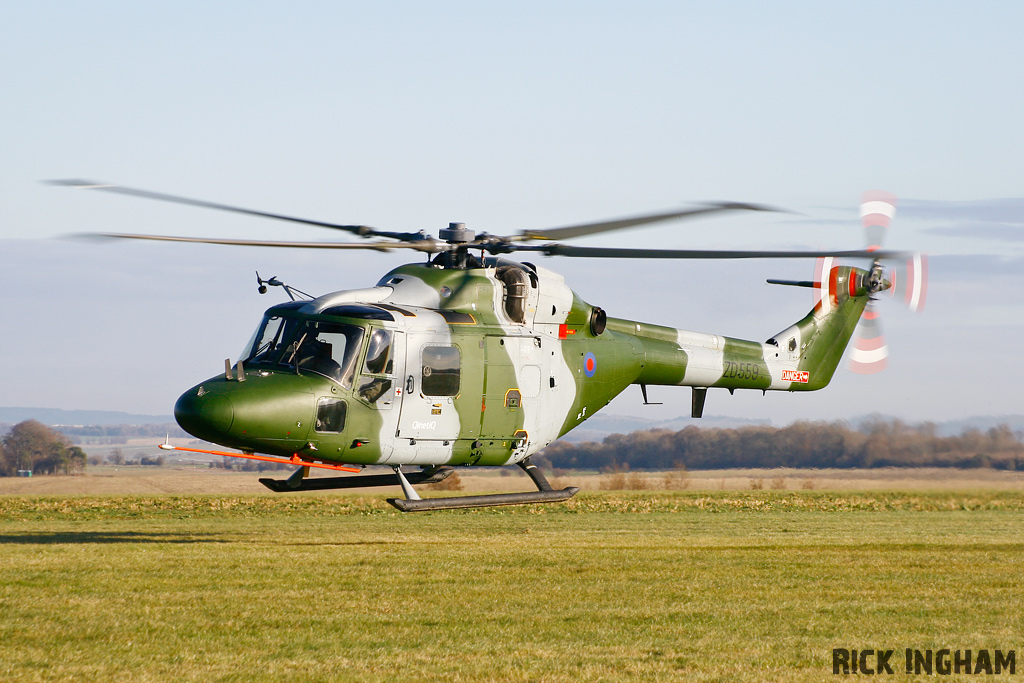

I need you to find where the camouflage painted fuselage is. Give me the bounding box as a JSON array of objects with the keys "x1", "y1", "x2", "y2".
[{"x1": 174, "y1": 259, "x2": 870, "y2": 468}]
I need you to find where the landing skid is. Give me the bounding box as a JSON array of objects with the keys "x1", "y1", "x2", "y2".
[
  {"x1": 258, "y1": 458, "x2": 579, "y2": 512},
  {"x1": 259, "y1": 465, "x2": 455, "y2": 492},
  {"x1": 388, "y1": 487, "x2": 578, "y2": 512},
  {"x1": 388, "y1": 458, "x2": 579, "y2": 512}
]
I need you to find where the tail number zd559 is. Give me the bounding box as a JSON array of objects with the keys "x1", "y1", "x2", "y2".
[{"x1": 723, "y1": 361, "x2": 760, "y2": 380}]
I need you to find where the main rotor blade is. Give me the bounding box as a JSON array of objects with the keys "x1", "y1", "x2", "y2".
[
  {"x1": 80, "y1": 233, "x2": 441, "y2": 252},
  {"x1": 525, "y1": 244, "x2": 912, "y2": 260},
  {"x1": 47, "y1": 179, "x2": 421, "y2": 242},
  {"x1": 518, "y1": 202, "x2": 781, "y2": 242}
]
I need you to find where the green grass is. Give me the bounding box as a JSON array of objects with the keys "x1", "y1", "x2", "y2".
[{"x1": 1, "y1": 491, "x2": 1022, "y2": 681}]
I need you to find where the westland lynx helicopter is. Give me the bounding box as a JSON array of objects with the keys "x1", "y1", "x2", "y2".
[{"x1": 54, "y1": 181, "x2": 925, "y2": 511}]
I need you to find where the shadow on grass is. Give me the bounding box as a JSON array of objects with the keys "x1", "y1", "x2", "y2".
[
  {"x1": 0, "y1": 532, "x2": 406, "y2": 546},
  {"x1": 0, "y1": 531, "x2": 232, "y2": 545}
]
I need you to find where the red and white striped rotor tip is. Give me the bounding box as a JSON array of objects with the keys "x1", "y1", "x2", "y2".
[
  {"x1": 848, "y1": 305, "x2": 888, "y2": 374},
  {"x1": 903, "y1": 252, "x2": 927, "y2": 313},
  {"x1": 812, "y1": 256, "x2": 834, "y2": 310},
  {"x1": 860, "y1": 190, "x2": 897, "y2": 253}
]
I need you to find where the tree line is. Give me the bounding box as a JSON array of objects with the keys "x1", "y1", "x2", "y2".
[
  {"x1": 54, "y1": 423, "x2": 188, "y2": 445},
  {"x1": 1, "y1": 420, "x2": 87, "y2": 476},
  {"x1": 537, "y1": 419, "x2": 1024, "y2": 471},
  {"x1": 5, "y1": 416, "x2": 1024, "y2": 475}
]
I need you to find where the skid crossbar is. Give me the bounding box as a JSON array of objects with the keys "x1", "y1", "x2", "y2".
[
  {"x1": 387, "y1": 458, "x2": 579, "y2": 512},
  {"x1": 388, "y1": 487, "x2": 579, "y2": 512}
]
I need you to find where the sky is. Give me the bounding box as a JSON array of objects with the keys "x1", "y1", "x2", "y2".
[{"x1": 2, "y1": 2, "x2": 1023, "y2": 426}]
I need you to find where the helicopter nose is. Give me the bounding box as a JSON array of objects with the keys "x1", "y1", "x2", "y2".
[{"x1": 174, "y1": 388, "x2": 234, "y2": 441}]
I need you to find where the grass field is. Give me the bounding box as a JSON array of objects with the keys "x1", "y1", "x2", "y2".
[
  {"x1": 4, "y1": 464, "x2": 1024, "y2": 496},
  {"x1": 1, "y1": 487, "x2": 1023, "y2": 681}
]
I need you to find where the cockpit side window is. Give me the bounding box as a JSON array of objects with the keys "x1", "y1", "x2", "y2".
[
  {"x1": 358, "y1": 329, "x2": 395, "y2": 405},
  {"x1": 363, "y1": 329, "x2": 393, "y2": 375}
]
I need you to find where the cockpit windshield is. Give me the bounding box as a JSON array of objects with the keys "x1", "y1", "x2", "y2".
[{"x1": 240, "y1": 315, "x2": 365, "y2": 389}]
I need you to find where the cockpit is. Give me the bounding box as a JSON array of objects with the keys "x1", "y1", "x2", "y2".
[
  {"x1": 239, "y1": 303, "x2": 398, "y2": 408},
  {"x1": 240, "y1": 314, "x2": 366, "y2": 388}
]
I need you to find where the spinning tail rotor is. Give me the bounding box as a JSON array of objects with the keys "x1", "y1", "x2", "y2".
[
  {"x1": 890, "y1": 251, "x2": 929, "y2": 313},
  {"x1": 809, "y1": 192, "x2": 927, "y2": 375}
]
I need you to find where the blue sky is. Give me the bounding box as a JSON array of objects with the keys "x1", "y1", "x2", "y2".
[{"x1": 2, "y1": 2, "x2": 1022, "y2": 424}]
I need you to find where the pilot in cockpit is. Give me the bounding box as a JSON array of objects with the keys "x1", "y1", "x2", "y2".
[{"x1": 296, "y1": 337, "x2": 342, "y2": 379}]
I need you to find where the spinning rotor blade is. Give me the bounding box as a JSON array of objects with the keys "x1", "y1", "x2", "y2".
[
  {"x1": 518, "y1": 202, "x2": 781, "y2": 242},
  {"x1": 812, "y1": 256, "x2": 834, "y2": 309},
  {"x1": 807, "y1": 192, "x2": 926, "y2": 375},
  {"x1": 861, "y1": 190, "x2": 897, "y2": 252},
  {"x1": 521, "y1": 244, "x2": 911, "y2": 260},
  {"x1": 82, "y1": 233, "x2": 439, "y2": 252},
  {"x1": 848, "y1": 302, "x2": 889, "y2": 374},
  {"x1": 889, "y1": 252, "x2": 928, "y2": 312},
  {"x1": 47, "y1": 179, "x2": 427, "y2": 243}
]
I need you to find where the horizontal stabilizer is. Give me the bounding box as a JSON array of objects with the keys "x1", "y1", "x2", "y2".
[{"x1": 766, "y1": 278, "x2": 816, "y2": 288}]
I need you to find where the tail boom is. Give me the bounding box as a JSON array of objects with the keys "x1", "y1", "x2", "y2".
[{"x1": 615, "y1": 265, "x2": 872, "y2": 394}]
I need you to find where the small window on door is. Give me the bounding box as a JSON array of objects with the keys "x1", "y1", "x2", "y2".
[
  {"x1": 421, "y1": 345, "x2": 461, "y2": 396},
  {"x1": 315, "y1": 398, "x2": 347, "y2": 433}
]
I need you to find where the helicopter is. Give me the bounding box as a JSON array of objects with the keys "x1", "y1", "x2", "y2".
[{"x1": 52, "y1": 181, "x2": 925, "y2": 511}]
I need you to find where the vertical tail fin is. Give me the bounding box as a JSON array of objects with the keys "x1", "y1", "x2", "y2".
[{"x1": 771, "y1": 264, "x2": 874, "y2": 390}]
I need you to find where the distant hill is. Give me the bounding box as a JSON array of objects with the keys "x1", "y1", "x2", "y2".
[{"x1": 0, "y1": 407, "x2": 174, "y2": 427}]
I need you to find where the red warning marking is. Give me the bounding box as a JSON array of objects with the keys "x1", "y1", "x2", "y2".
[{"x1": 781, "y1": 370, "x2": 810, "y2": 383}]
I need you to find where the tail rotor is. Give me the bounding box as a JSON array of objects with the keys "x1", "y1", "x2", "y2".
[
  {"x1": 889, "y1": 251, "x2": 928, "y2": 313},
  {"x1": 860, "y1": 190, "x2": 898, "y2": 252},
  {"x1": 807, "y1": 192, "x2": 926, "y2": 374},
  {"x1": 848, "y1": 191, "x2": 927, "y2": 373}
]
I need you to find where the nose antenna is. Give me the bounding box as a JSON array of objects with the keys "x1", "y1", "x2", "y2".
[{"x1": 256, "y1": 271, "x2": 313, "y2": 301}]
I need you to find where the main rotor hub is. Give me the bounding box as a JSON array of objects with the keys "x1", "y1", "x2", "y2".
[{"x1": 439, "y1": 222, "x2": 475, "y2": 244}]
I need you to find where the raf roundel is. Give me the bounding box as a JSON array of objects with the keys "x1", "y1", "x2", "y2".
[{"x1": 583, "y1": 351, "x2": 597, "y2": 378}]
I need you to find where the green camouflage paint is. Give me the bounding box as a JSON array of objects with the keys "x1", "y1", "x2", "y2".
[{"x1": 176, "y1": 261, "x2": 875, "y2": 470}]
